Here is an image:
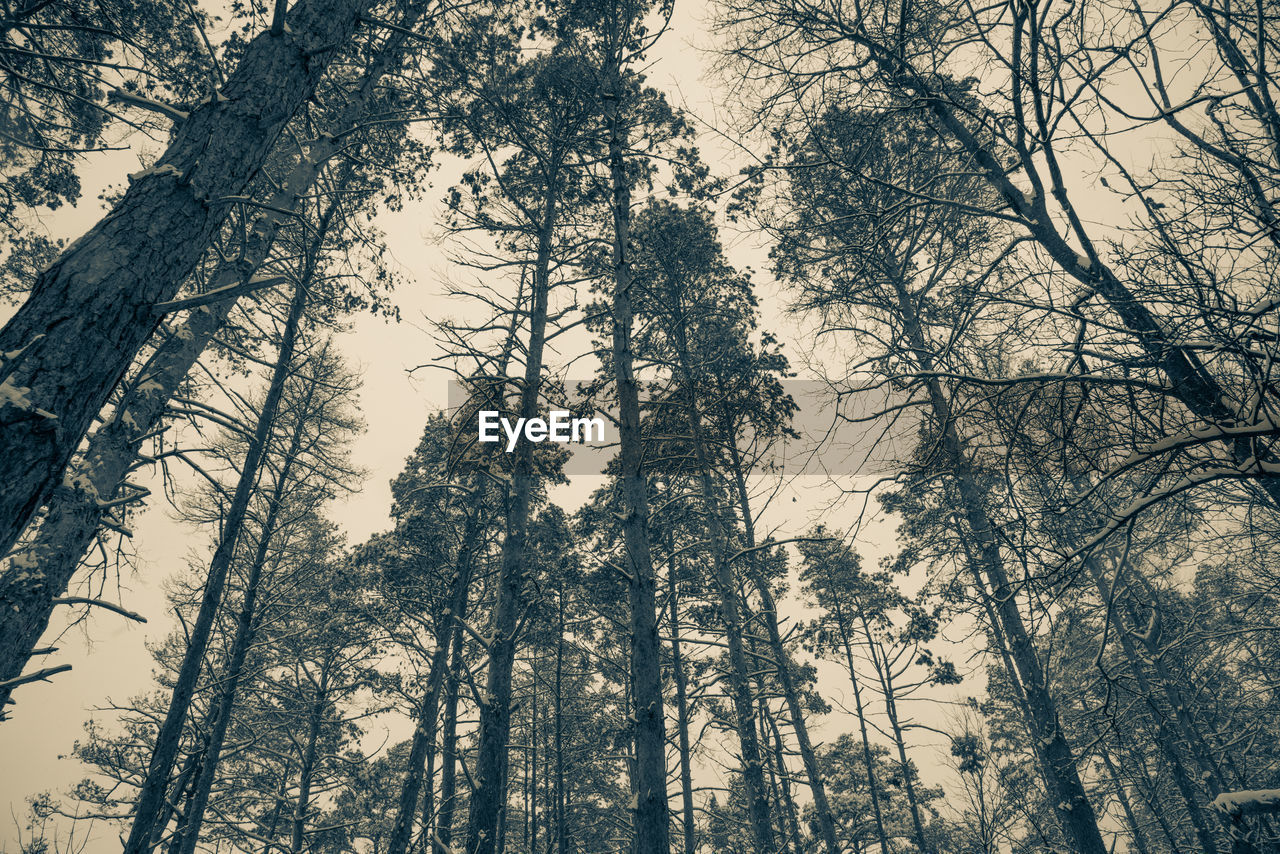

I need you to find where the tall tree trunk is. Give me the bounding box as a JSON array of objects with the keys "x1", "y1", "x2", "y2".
[
  {"x1": 666, "y1": 546, "x2": 698, "y2": 854},
  {"x1": 391, "y1": 510, "x2": 481, "y2": 854},
  {"x1": 855, "y1": 619, "x2": 931, "y2": 854},
  {"x1": 291, "y1": 687, "x2": 330, "y2": 854},
  {"x1": 725, "y1": 440, "x2": 842, "y2": 854},
  {"x1": 670, "y1": 347, "x2": 773, "y2": 853},
  {"x1": 0, "y1": 10, "x2": 421, "y2": 705},
  {"x1": 603, "y1": 72, "x2": 671, "y2": 854},
  {"x1": 0, "y1": 0, "x2": 377, "y2": 554},
  {"x1": 530, "y1": 650, "x2": 539, "y2": 854},
  {"x1": 553, "y1": 586, "x2": 567, "y2": 854},
  {"x1": 887, "y1": 275, "x2": 1109, "y2": 854},
  {"x1": 438, "y1": 617, "x2": 466, "y2": 854},
  {"x1": 827, "y1": 592, "x2": 892, "y2": 854},
  {"x1": 173, "y1": 358, "x2": 316, "y2": 854},
  {"x1": 1091, "y1": 720, "x2": 1153, "y2": 854},
  {"x1": 760, "y1": 692, "x2": 801, "y2": 854},
  {"x1": 122, "y1": 264, "x2": 311, "y2": 854},
  {"x1": 464, "y1": 171, "x2": 559, "y2": 854}
]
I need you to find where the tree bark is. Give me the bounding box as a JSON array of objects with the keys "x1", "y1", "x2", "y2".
[
  {"x1": 0, "y1": 10, "x2": 420, "y2": 703},
  {"x1": 604, "y1": 77, "x2": 671, "y2": 854},
  {"x1": 438, "y1": 615, "x2": 466, "y2": 854},
  {"x1": 666, "y1": 546, "x2": 698, "y2": 854},
  {"x1": 726, "y1": 440, "x2": 842, "y2": 854},
  {"x1": 0, "y1": 0, "x2": 375, "y2": 555}
]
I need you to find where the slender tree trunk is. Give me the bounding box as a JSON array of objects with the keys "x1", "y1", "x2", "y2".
[
  {"x1": 438, "y1": 618, "x2": 466, "y2": 854},
  {"x1": 726, "y1": 441, "x2": 841, "y2": 854},
  {"x1": 829, "y1": 600, "x2": 892, "y2": 854},
  {"x1": 666, "y1": 547, "x2": 698, "y2": 854},
  {"x1": 530, "y1": 651, "x2": 539, "y2": 854},
  {"x1": 887, "y1": 276, "x2": 1109, "y2": 854},
  {"x1": 464, "y1": 171, "x2": 559, "y2": 854},
  {"x1": 291, "y1": 689, "x2": 329, "y2": 854},
  {"x1": 603, "y1": 72, "x2": 671, "y2": 854},
  {"x1": 553, "y1": 586, "x2": 567, "y2": 854},
  {"x1": 1073, "y1": 557, "x2": 1221, "y2": 854},
  {"x1": 858, "y1": 624, "x2": 931, "y2": 854},
  {"x1": 761, "y1": 695, "x2": 801, "y2": 854},
  {"x1": 122, "y1": 266, "x2": 312, "y2": 854},
  {"x1": 1093, "y1": 725, "x2": 1153, "y2": 854},
  {"x1": 391, "y1": 516, "x2": 480, "y2": 854},
  {"x1": 174, "y1": 379, "x2": 314, "y2": 854},
  {"x1": 671, "y1": 355, "x2": 773, "y2": 853},
  {"x1": 0, "y1": 0, "x2": 377, "y2": 554}
]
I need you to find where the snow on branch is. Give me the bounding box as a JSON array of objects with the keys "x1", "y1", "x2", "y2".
[
  {"x1": 1210, "y1": 790, "x2": 1280, "y2": 817},
  {"x1": 153, "y1": 275, "x2": 291, "y2": 315},
  {"x1": 109, "y1": 88, "x2": 189, "y2": 123},
  {"x1": 53, "y1": 596, "x2": 147, "y2": 623}
]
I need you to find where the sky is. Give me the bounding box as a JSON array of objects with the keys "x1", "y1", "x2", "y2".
[{"x1": 0, "y1": 3, "x2": 964, "y2": 850}]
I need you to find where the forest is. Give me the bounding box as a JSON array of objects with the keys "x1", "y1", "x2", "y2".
[{"x1": 2, "y1": 0, "x2": 1280, "y2": 851}]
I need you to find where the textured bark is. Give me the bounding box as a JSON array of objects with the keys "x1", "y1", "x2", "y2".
[
  {"x1": 0, "y1": 0, "x2": 374, "y2": 555},
  {"x1": 0, "y1": 298, "x2": 233, "y2": 715},
  {"x1": 122, "y1": 270, "x2": 310, "y2": 854},
  {"x1": 604, "y1": 81, "x2": 671, "y2": 854},
  {"x1": 0, "y1": 8, "x2": 421, "y2": 702},
  {"x1": 464, "y1": 176, "x2": 558, "y2": 854}
]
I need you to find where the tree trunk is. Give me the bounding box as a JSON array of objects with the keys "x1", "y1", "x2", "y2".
[
  {"x1": 553, "y1": 585, "x2": 567, "y2": 854},
  {"x1": 666, "y1": 546, "x2": 698, "y2": 854},
  {"x1": 0, "y1": 12, "x2": 420, "y2": 704},
  {"x1": 122, "y1": 264, "x2": 311, "y2": 854},
  {"x1": 828, "y1": 595, "x2": 892, "y2": 854},
  {"x1": 726, "y1": 439, "x2": 842, "y2": 854},
  {"x1": 173, "y1": 356, "x2": 316, "y2": 854},
  {"x1": 464, "y1": 171, "x2": 559, "y2": 854},
  {"x1": 604, "y1": 75, "x2": 671, "y2": 854},
  {"x1": 291, "y1": 688, "x2": 329, "y2": 854},
  {"x1": 0, "y1": 0, "x2": 375, "y2": 555},
  {"x1": 391, "y1": 509, "x2": 481, "y2": 854},
  {"x1": 1093, "y1": 723, "x2": 1153, "y2": 854},
  {"x1": 671, "y1": 346, "x2": 773, "y2": 853},
  {"x1": 888, "y1": 276, "x2": 1109, "y2": 854},
  {"x1": 438, "y1": 617, "x2": 466, "y2": 854}
]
